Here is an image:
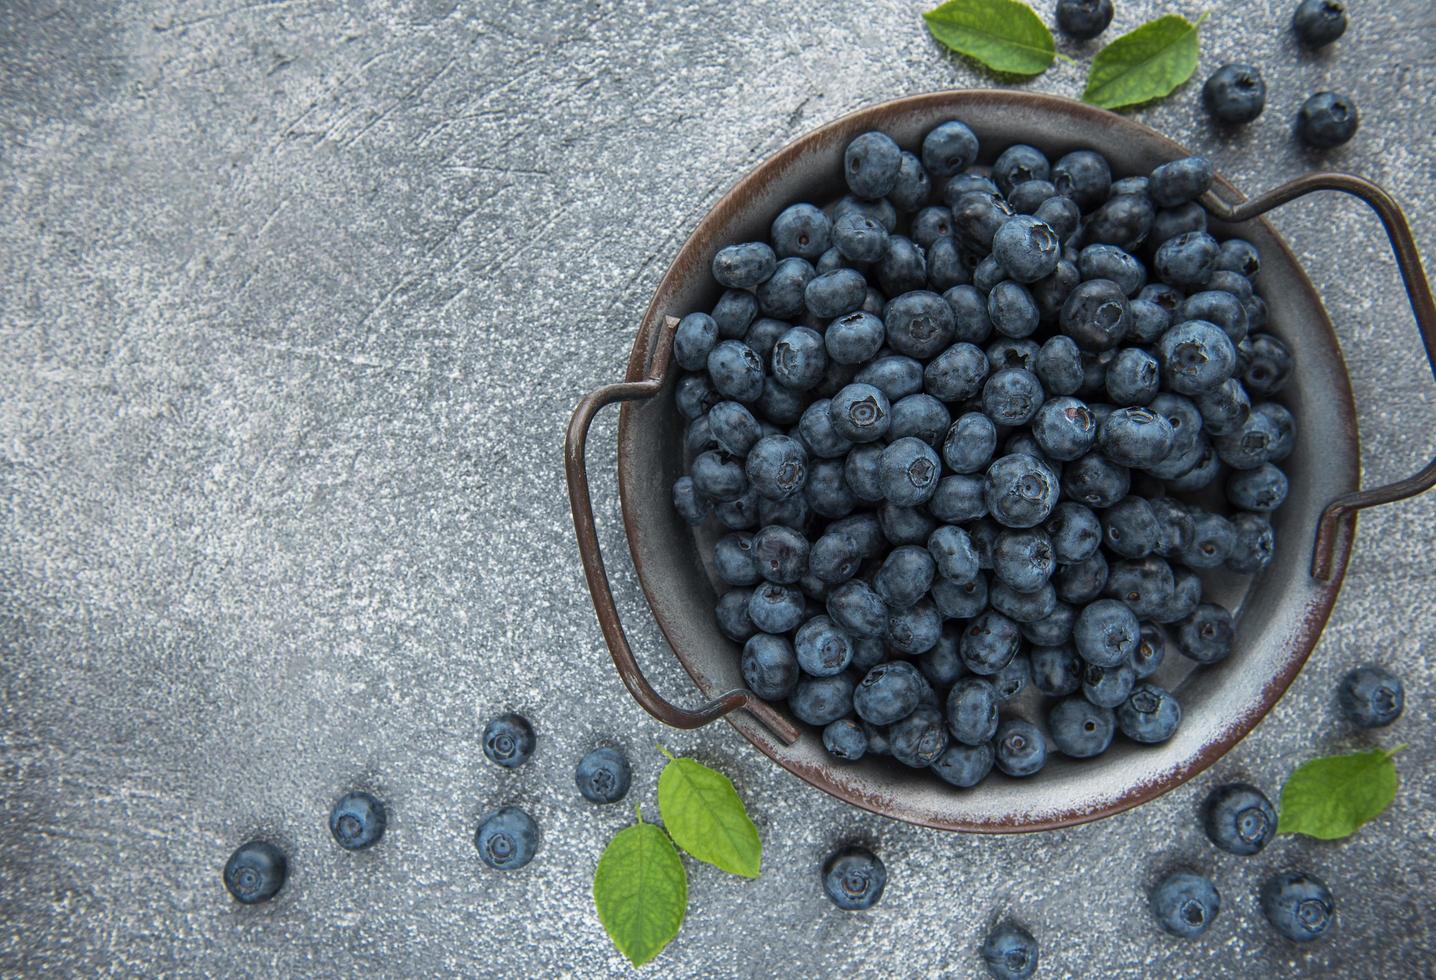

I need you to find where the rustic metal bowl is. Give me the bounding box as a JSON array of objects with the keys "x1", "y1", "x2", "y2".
[{"x1": 566, "y1": 91, "x2": 1436, "y2": 832}]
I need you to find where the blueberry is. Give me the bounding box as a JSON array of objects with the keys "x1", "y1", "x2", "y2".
[
  {"x1": 675, "y1": 373, "x2": 719, "y2": 421},
  {"x1": 1061, "y1": 278, "x2": 1129, "y2": 351},
  {"x1": 823, "y1": 718, "x2": 869, "y2": 761},
  {"x1": 1163, "y1": 441, "x2": 1221, "y2": 493},
  {"x1": 823, "y1": 846, "x2": 887, "y2": 911},
  {"x1": 1149, "y1": 201, "x2": 1208, "y2": 249},
  {"x1": 826, "y1": 579, "x2": 889, "y2": 639},
  {"x1": 992, "y1": 215, "x2": 1061, "y2": 284},
  {"x1": 706, "y1": 340, "x2": 765, "y2": 402},
  {"x1": 987, "y1": 282, "x2": 1041, "y2": 340},
  {"x1": 1151, "y1": 871, "x2": 1220, "y2": 938},
  {"x1": 845, "y1": 131, "x2": 903, "y2": 200},
  {"x1": 1208, "y1": 270, "x2": 1255, "y2": 304},
  {"x1": 917, "y1": 527, "x2": 975, "y2": 587},
  {"x1": 1179, "y1": 510, "x2": 1234, "y2": 571},
  {"x1": 1042, "y1": 502, "x2": 1100, "y2": 564},
  {"x1": 1102, "y1": 496, "x2": 1160, "y2": 559},
  {"x1": 922, "y1": 345, "x2": 987, "y2": 405},
  {"x1": 1030, "y1": 643, "x2": 1083, "y2": 696},
  {"x1": 1225, "y1": 463, "x2": 1289, "y2": 512},
  {"x1": 883, "y1": 289, "x2": 956, "y2": 359},
  {"x1": 927, "y1": 236, "x2": 970, "y2": 291},
  {"x1": 1203, "y1": 782, "x2": 1277, "y2": 855},
  {"x1": 805, "y1": 458, "x2": 856, "y2": 519},
  {"x1": 1104, "y1": 348, "x2": 1160, "y2": 406},
  {"x1": 1062, "y1": 452, "x2": 1129, "y2": 509},
  {"x1": 712, "y1": 241, "x2": 775, "y2": 291},
  {"x1": 1036, "y1": 196, "x2": 1082, "y2": 243},
  {"x1": 575, "y1": 747, "x2": 632, "y2": 804},
  {"x1": 873, "y1": 537, "x2": 942, "y2": 606},
  {"x1": 1214, "y1": 408, "x2": 1279, "y2": 470},
  {"x1": 741, "y1": 633, "x2": 799, "y2": 699},
  {"x1": 932, "y1": 572, "x2": 989, "y2": 619},
  {"x1": 1098, "y1": 406, "x2": 1174, "y2": 469},
  {"x1": 755, "y1": 377, "x2": 806, "y2": 425},
  {"x1": 483, "y1": 713, "x2": 535, "y2": 768},
  {"x1": 923, "y1": 121, "x2": 981, "y2": 181},
  {"x1": 1193, "y1": 378, "x2": 1250, "y2": 438},
  {"x1": 1078, "y1": 245, "x2": 1146, "y2": 298},
  {"x1": 672, "y1": 476, "x2": 711, "y2": 526},
  {"x1": 771, "y1": 202, "x2": 833, "y2": 260},
  {"x1": 1117, "y1": 683, "x2": 1181, "y2": 742},
  {"x1": 853, "y1": 660, "x2": 924, "y2": 726},
  {"x1": 711, "y1": 487, "x2": 758, "y2": 530},
  {"x1": 1150, "y1": 156, "x2": 1214, "y2": 209},
  {"x1": 1292, "y1": 0, "x2": 1347, "y2": 48},
  {"x1": 745, "y1": 435, "x2": 808, "y2": 501},
  {"x1": 1339, "y1": 665, "x2": 1404, "y2": 728},
  {"x1": 1104, "y1": 556, "x2": 1175, "y2": 621},
  {"x1": 952, "y1": 190, "x2": 1015, "y2": 253},
  {"x1": 1035, "y1": 335, "x2": 1084, "y2": 395},
  {"x1": 752, "y1": 523, "x2": 810, "y2": 583},
  {"x1": 828, "y1": 383, "x2": 891, "y2": 444},
  {"x1": 1026, "y1": 396, "x2": 1094, "y2": 462},
  {"x1": 942, "y1": 412, "x2": 999, "y2": 474},
  {"x1": 890, "y1": 152, "x2": 932, "y2": 212},
  {"x1": 981, "y1": 921, "x2": 1040, "y2": 980},
  {"x1": 715, "y1": 588, "x2": 757, "y2": 641},
  {"x1": 1155, "y1": 231, "x2": 1219, "y2": 289},
  {"x1": 919, "y1": 624, "x2": 968, "y2": 687},
  {"x1": 993, "y1": 653, "x2": 1031, "y2": 701},
  {"x1": 834, "y1": 194, "x2": 898, "y2": 233},
  {"x1": 945, "y1": 676, "x2": 1000, "y2": 746},
  {"x1": 1158, "y1": 319, "x2": 1237, "y2": 395},
  {"x1": 853, "y1": 355, "x2": 922, "y2": 402},
  {"x1": 992, "y1": 144, "x2": 1051, "y2": 197},
  {"x1": 833, "y1": 211, "x2": 889, "y2": 264},
  {"x1": 1203, "y1": 64, "x2": 1267, "y2": 124},
  {"x1": 1008, "y1": 179, "x2": 1057, "y2": 214},
  {"x1": 932, "y1": 741, "x2": 995, "y2": 788},
  {"x1": 793, "y1": 404, "x2": 849, "y2": 463},
  {"x1": 1227, "y1": 511, "x2": 1276, "y2": 574},
  {"x1": 685, "y1": 415, "x2": 720, "y2": 457},
  {"x1": 984, "y1": 452, "x2": 1059, "y2": 528},
  {"x1": 1218, "y1": 238, "x2": 1262, "y2": 278},
  {"x1": 1046, "y1": 695, "x2": 1114, "y2": 758},
  {"x1": 1030, "y1": 258, "x2": 1082, "y2": 323},
  {"x1": 1052, "y1": 149, "x2": 1112, "y2": 210},
  {"x1": 1260, "y1": 872, "x2": 1334, "y2": 942},
  {"x1": 759, "y1": 491, "x2": 811, "y2": 530},
  {"x1": 790, "y1": 614, "x2": 852, "y2": 676},
  {"x1": 988, "y1": 337, "x2": 1041, "y2": 373},
  {"x1": 1242, "y1": 333, "x2": 1293, "y2": 396},
  {"x1": 979, "y1": 368, "x2": 1042, "y2": 428},
  {"x1": 871, "y1": 437, "x2": 937, "y2": 508},
  {"x1": 475, "y1": 806, "x2": 539, "y2": 871},
  {"x1": 829, "y1": 513, "x2": 885, "y2": 558},
  {"x1": 1083, "y1": 661, "x2": 1135, "y2": 708},
  {"x1": 994, "y1": 719, "x2": 1047, "y2": 777},
  {"x1": 674, "y1": 312, "x2": 719, "y2": 371},
  {"x1": 890, "y1": 393, "x2": 951, "y2": 446},
  {"x1": 960, "y1": 610, "x2": 1022, "y2": 676},
  {"x1": 875, "y1": 237, "x2": 927, "y2": 297},
  {"x1": 1086, "y1": 193, "x2": 1156, "y2": 252},
  {"x1": 705, "y1": 401, "x2": 761, "y2": 458},
  {"x1": 1154, "y1": 565, "x2": 1202, "y2": 625},
  {"x1": 878, "y1": 500, "x2": 937, "y2": 545},
  {"x1": 990, "y1": 579, "x2": 1057, "y2": 624},
  {"x1": 1181, "y1": 290, "x2": 1249, "y2": 345},
  {"x1": 790, "y1": 673, "x2": 855, "y2": 726},
  {"x1": 944, "y1": 282, "x2": 996, "y2": 342},
  {"x1": 1074, "y1": 598, "x2": 1139, "y2": 668},
  {"x1": 911, "y1": 205, "x2": 956, "y2": 249},
  {"x1": 990, "y1": 528, "x2": 1054, "y2": 594},
  {"x1": 223, "y1": 840, "x2": 287, "y2": 904},
  {"x1": 329, "y1": 791, "x2": 387, "y2": 850},
  {"x1": 839, "y1": 445, "x2": 883, "y2": 505},
  {"x1": 886, "y1": 599, "x2": 942, "y2": 656},
  {"x1": 748, "y1": 583, "x2": 805, "y2": 633},
  {"x1": 806, "y1": 270, "x2": 867, "y2": 323},
  {"x1": 758, "y1": 257, "x2": 815, "y2": 319},
  {"x1": 890, "y1": 703, "x2": 949, "y2": 767},
  {"x1": 1176, "y1": 602, "x2": 1234, "y2": 664}
]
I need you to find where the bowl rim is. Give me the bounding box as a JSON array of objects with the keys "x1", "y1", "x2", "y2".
[{"x1": 616, "y1": 89, "x2": 1357, "y2": 832}]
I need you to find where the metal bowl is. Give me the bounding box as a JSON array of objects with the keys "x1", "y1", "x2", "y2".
[{"x1": 566, "y1": 91, "x2": 1436, "y2": 832}]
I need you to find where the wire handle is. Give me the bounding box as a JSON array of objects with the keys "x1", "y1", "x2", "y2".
[{"x1": 1202, "y1": 172, "x2": 1436, "y2": 582}]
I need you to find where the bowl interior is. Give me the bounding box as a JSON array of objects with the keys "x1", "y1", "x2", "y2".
[{"x1": 615, "y1": 91, "x2": 1357, "y2": 831}]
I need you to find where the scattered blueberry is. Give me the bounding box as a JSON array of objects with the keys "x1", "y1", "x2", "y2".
[
  {"x1": 1260, "y1": 872, "x2": 1334, "y2": 942},
  {"x1": 1338, "y1": 665, "x2": 1404, "y2": 728},
  {"x1": 1203, "y1": 64, "x2": 1267, "y2": 124},
  {"x1": 223, "y1": 840, "x2": 287, "y2": 904},
  {"x1": 483, "y1": 713, "x2": 536, "y2": 769},
  {"x1": 329, "y1": 791, "x2": 387, "y2": 850},
  {"x1": 1297, "y1": 91, "x2": 1359, "y2": 149},
  {"x1": 1292, "y1": 0, "x2": 1347, "y2": 49},
  {"x1": 822, "y1": 846, "x2": 887, "y2": 910},
  {"x1": 575, "y1": 747, "x2": 632, "y2": 804},
  {"x1": 1202, "y1": 782, "x2": 1277, "y2": 855},
  {"x1": 474, "y1": 806, "x2": 539, "y2": 871},
  {"x1": 1151, "y1": 870, "x2": 1221, "y2": 938},
  {"x1": 980, "y1": 921, "x2": 1039, "y2": 979}
]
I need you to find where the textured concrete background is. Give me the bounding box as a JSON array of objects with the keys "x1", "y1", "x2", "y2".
[{"x1": 2, "y1": 0, "x2": 1434, "y2": 976}]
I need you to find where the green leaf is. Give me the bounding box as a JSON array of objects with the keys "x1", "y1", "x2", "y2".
[
  {"x1": 592, "y1": 812, "x2": 688, "y2": 968},
  {"x1": 657, "y1": 756, "x2": 761, "y2": 878},
  {"x1": 923, "y1": 0, "x2": 1057, "y2": 78},
  {"x1": 1277, "y1": 746, "x2": 1405, "y2": 840},
  {"x1": 1082, "y1": 13, "x2": 1209, "y2": 110}
]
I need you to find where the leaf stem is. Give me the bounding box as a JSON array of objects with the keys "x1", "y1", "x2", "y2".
[
  {"x1": 1385, "y1": 743, "x2": 1409, "y2": 759},
  {"x1": 656, "y1": 742, "x2": 676, "y2": 762}
]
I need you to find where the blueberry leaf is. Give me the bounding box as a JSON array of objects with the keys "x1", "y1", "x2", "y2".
[
  {"x1": 657, "y1": 755, "x2": 761, "y2": 878},
  {"x1": 592, "y1": 809, "x2": 688, "y2": 968},
  {"x1": 1082, "y1": 13, "x2": 1210, "y2": 110},
  {"x1": 1276, "y1": 746, "x2": 1405, "y2": 840},
  {"x1": 922, "y1": 0, "x2": 1057, "y2": 78}
]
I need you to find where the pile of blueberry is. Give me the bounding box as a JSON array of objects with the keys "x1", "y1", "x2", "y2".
[
  {"x1": 221, "y1": 712, "x2": 631, "y2": 903},
  {"x1": 671, "y1": 118, "x2": 1296, "y2": 789}
]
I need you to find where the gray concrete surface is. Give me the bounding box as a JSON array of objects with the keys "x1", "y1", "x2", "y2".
[{"x1": 2, "y1": 0, "x2": 1434, "y2": 976}]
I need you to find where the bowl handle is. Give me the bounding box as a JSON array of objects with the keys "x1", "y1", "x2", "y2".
[
  {"x1": 1203, "y1": 172, "x2": 1436, "y2": 583},
  {"x1": 564, "y1": 316, "x2": 801, "y2": 746}
]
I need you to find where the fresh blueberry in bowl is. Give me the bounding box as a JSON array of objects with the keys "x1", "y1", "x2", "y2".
[{"x1": 329, "y1": 791, "x2": 387, "y2": 850}]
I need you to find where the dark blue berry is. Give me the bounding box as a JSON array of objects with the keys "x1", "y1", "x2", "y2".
[
  {"x1": 745, "y1": 435, "x2": 808, "y2": 500},
  {"x1": 1182, "y1": 510, "x2": 1236, "y2": 569},
  {"x1": 1292, "y1": 0, "x2": 1347, "y2": 48},
  {"x1": 833, "y1": 211, "x2": 889, "y2": 263},
  {"x1": 747, "y1": 583, "x2": 805, "y2": 633},
  {"x1": 1078, "y1": 244, "x2": 1146, "y2": 296},
  {"x1": 706, "y1": 339, "x2": 765, "y2": 401},
  {"x1": 1104, "y1": 557, "x2": 1175, "y2": 620},
  {"x1": 834, "y1": 194, "x2": 898, "y2": 233},
  {"x1": 475, "y1": 806, "x2": 539, "y2": 871},
  {"x1": 808, "y1": 529, "x2": 865, "y2": 585},
  {"x1": 1099, "y1": 406, "x2": 1174, "y2": 468},
  {"x1": 1339, "y1": 665, "x2": 1404, "y2": 728},
  {"x1": 826, "y1": 578, "x2": 889, "y2": 638},
  {"x1": 757, "y1": 257, "x2": 815, "y2": 318},
  {"x1": 986, "y1": 452, "x2": 1060, "y2": 528},
  {"x1": 874, "y1": 544, "x2": 937, "y2": 608},
  {"x1": 224, "y1": 841, "x2": 287, "y2": 904},
  {"x1": 994, "y1": 719, "x2": 1047, "y2": 777},
  {"x1": 1102, "y1": 495, "x2": 1160, "y2": 558},
  {"x1": 878, "y1": 500, "x2": 937, "y2": 545},
  {"x1": 1151, "y1": 871, "x2": 1220, "y2": 938},
  {"x1": 1204, "y1": 64, "x2": 1266, "y2": 124},
  {"x1": 759, "y1": 490, "x2": 811, "y2": 530},
  {"x1": 933, "y1": 572, "x2": 989, "y2": 619},
  {"x1": 1158, "y1": 319, "x2": 1237, "y2": 395},
  {"x1": 924, "y1": 343, "x2": 989, "y2": 403},
  {"x1": 1049, "y1": 696, "x2": 1115, "y2": 758},
  {"x1": 991, "y1": 528, "x2": 1054, "y2": 593},
  {"x1": 823, "y1": 718, "x2": 869, "y2": 761},
  {"x1": 843, "y1": 443, "x2": 885, "y2": 502},
  {"x1": 1117, "y1": 683, "x2": 1181, "y2": 742},
  {"x1": 1083, "y1": 661, "x2": 1135, "y2": 708},
  {"x1": 945, "y1": 282, "x2": 996, "y2": 342},
  {"x1": 1105, "y1": 348, "x2": 1161, "y2": 405},
  {"x1": 1181, "y1": 290, "x2": 1249, "y2": 344},
  {"x1": 1031, "y1": 644, "x2": 1083, "y2": 696},
  {"x1": 885, "y1": 290, "x2": 957, "y2": 359},
  {"x1": 857, "y1": 354, "x2": 925, "y2": 400},
  {"x1": 804, "y1": 458, "x2": 856, "y2": 518},
  {"x1": 1074, "y1": 598, "x2": 1139, "y2": 668},
  {"x1": 1126, "y1": 298, "x2": 1171, "y2": 345},
  {"x1": 942, "y1": 412, "x2": 998, "y2": 474},
  {"x1": 853, "y1": 660, "x2": 924, "y2": 726},
  {"x1": 960, "y1": 609, "x2": 1022, "y2": 675},
  {"x1": 483, "y1": 713, "x2": 535, "y2": 768},
  {"x1": 1045, "y1": 501, "x2": 1102, "y2": 562},
  {"x1": 823, "y1": 846, "x2": 887, "y2": 910},
  {"x1": 330, "y1": 791, "x2": 387, "y2": 850},
  {"x1": 1061, "y1": 278, "x2": 1129, "y2": 351},
  {"x1": 805, "y1": 268, "x2": 868, "y2": 319},
  {"x1": 672, "y1": 476, "x2": 711, "y2": 526},
  {"x1": 1176, "y1": 602, "x2": 1234, "y2": 664},
  {"x1": 1203, "y1": 782, "x2": 1277, "y2": 855},
  {"x1": 575, "y1": 747, "x2": 632, "y2": 804},
  {"x1": 844, "y1": 131, "x2": 903, "y2": 200},
  {"x1": 922, "y1": 120, "x2": 980, "y2": 180},
  {"x1": 1035, "y1": 335, "x2": 1084, "y2": 395},
  {"x1": 993, "y1": 215, "x2": 1061, "y2": 284},
  {"x1": 890, "y1": 393, "x2": 951, "y2": 446},
  {"x1": 1030, "y1": 396, "x2": 1096, "y2": 461},
  {"x1": 911, "y1": 206, "x2": 955, "y2": 249},
  {"x1": 1086, "y1": 193, "x2": 1155, "y2": 251},
  {"x1": 1226, "y1": 463, "x2": 1288, "y2": 512},
  {"x1": 1155, "y1": 231, "x2": 1219, "y2": 290},
  {"x1": 890, "y1": 703, "x2": 949, "y2": 767},
  {"x1": 927, "y1": 236, "x2": 970, "y2": 290},
  {"x1": 1150, "y1": 156, "x2": 1213, "y2": 208},
  {"x1": 992, "y1": 144, "x2": 1051, "y2": 197},
  {"x1": 1052, "y1": 149, "x2": 1112, "y2": 210},
  {"x1": 675, "y1": 373, "x2": 718, "y2": 421},
  {"x1": 1218, "y1": 238, "x2": 1261, "y2": 278},
  {"x1": 1226, "y1": 511, "x2": 1275, "y2": 574},
  {"x1": 715, "y1": 588, "x2": 757, "y2": 641},
  {"x1": 981, "y1": 921, "x2": 1040, "y2": 980},
  {"x1": 674, "y1": 312, "x2": 719, "y2": 371},
  {"x1": 771, "y1": 202, "x2": 832, "y2": 260},
  {"x1": 1260, "y1": 872, "x2": 1333, "y2": 942},
  {"x1": 952, "y1": 190, "x2": 1015, "y2": 253},
  {"x1": 1242, "y1": 333, "x2": 1293, "y2": 396},
  {"x1": 1008, "y1": 179, "x2": 1057, "y2": 214},
  {"x1": 932, "y1": 741, "x2": 994, "y2": 788},
  {"x1": 742, "y1": 633, "x2": 799, "y2": 699},
  {"x1": 890, "y1": 152, "x2": 932, "y2": 212},
  {"x1": 712, "y1": 241, "x2": 775, "y2": 290},
  {"x1": 1149, "y1": 201, "x2": 1207, "y2": 249},
  {"x1": 789, "y1": 673, "x2": 855, "y2": 726},
  {"x1": 946, "y1": 676, "x2": 1000, "y2": 746},
  {"x1": 829, "y1": 383, "x2": 892, "y2": 443},
  {"x1": 707, "y1": 400, "x2": 762, "y2": 456},
  {"x1": 797, "y1": 399, "x2": 853, "y2": 460},
  {"x1": 795, "y1": 615, "x2": 855, "y2": 676},
  {"x1": 752, "y1": 523, "x2": 810, "y2": 583}
]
